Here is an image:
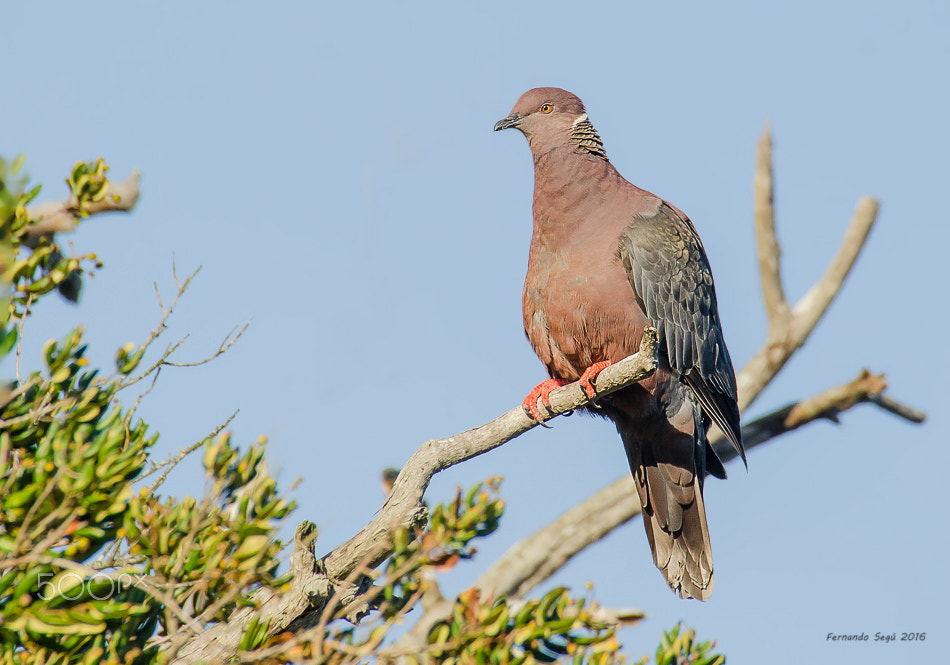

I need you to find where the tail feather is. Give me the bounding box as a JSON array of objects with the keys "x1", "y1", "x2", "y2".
[
  {"x1": 613, "y1": 393, "x2": 716, "y2": 601},
  {"x1": 637, "y1": 461, "x2": 713, "y2": 600}
]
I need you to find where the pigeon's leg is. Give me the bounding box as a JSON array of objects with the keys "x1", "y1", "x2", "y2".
[
  {"x1": 578, "y1": 360, "x2": 613, "y2": 399},
  {"x1": 522, "y1": 379, "x2": 569, "y2": 421}
]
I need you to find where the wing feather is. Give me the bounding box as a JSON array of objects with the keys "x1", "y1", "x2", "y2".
[{"x1": 619, "y1": 203, "x2": 745, "y2": 463}]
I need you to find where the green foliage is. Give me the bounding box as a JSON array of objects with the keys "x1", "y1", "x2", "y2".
[
  {"x1": 121, "y1": 433, "x2": 293, "y2": 625},
  {"x1": 65, "y1": 158, "x2": 112, "y2": 212},
  {"x1": 1, "y1": 156, "x2": 104, "y2": 321},
  {"x1": 381, "y1": 480, "x2": 504, "y2": 616},
  {"x1": 654, "y1": 625, "x2": 724, "y2": 665},
  {"x1": 0, "y1": 329, "x2": 293, "y2": 664},
  {"x1": 299, "y1": 483, "x2": 507, "y2": 663},
  {"x1": 422, "y1": 587, "x2": 622, "y2": 665},
  {"x1": 280, "y1": 484, "x2": 623, "y2": 665},
  {"x1": 0, "y1": 327, "x2": 155, "y2": 655},
  {"x1": 0, "y1": 157, "x2": 292, "y2": 664}
]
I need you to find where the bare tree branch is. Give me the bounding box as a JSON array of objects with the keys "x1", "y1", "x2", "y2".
[
  {"x1": 390, "y1": 371, "x2": 916, "y2": 648},
  {"x1": 322, "y1": 328, "x2": 659, "y2": 579},
  {"x1": 475, "y1": 476, "x2": 638, "y2": 599},
  {"x1": 788, "y1": 196, "x2": 878, "y2": 344},
  {"x1": 168, "y1": 522, "x2": 356, "y2": 664},
  {"x1": 732, "y1": 369, "x2": 885, "y2": 451},
  {"x1": 754, "y1": 122, "x2": 791, "y2": 331},
  {"x1": 466, "y1": 369, "x2": 920, "y2": 603},
  {"x1": 739, "y1": 149, "x2": 879, "y2": 410},
  {"x1": 169, "y1": 331, "x2": 660, "y2": 663}
]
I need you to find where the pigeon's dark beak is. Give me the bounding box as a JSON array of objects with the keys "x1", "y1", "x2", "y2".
[{"x1": 494, "y1": 113, "x2": 522, "y2": 132}]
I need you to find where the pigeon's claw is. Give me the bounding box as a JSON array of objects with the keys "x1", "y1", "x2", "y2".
[
  {"x1": 579, "y1": 360, "x2": 613, "y2": 400},
  {"x1": 522, "y1": 378, "x2": 570, "y2": 421}
]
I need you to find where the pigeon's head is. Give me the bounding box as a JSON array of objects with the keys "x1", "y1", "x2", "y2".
[{"x1": 495, "y1": 88, "x2": 593, "y2": 153}]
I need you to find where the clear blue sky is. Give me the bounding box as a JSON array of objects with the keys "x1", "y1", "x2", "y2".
[{"x1": 3, "y1": 1, "x2": 947, "y2": 662}]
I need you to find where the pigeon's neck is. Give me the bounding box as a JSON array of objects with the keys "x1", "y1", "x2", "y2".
[
  {"x1": 569, "y1": 114, "x2": 607, "y2": 159},
  {"x1": 531, "y1": 138, "x2": 621, "y2": 233}
]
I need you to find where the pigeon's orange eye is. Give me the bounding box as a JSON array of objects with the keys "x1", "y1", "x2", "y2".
[{"x1": 539, "y1": 103, "x2": 553, "y2": 114}]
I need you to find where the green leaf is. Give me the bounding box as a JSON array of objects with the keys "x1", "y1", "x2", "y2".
[
  {"x1": 0, "y1": 325, "x2": 17, "y2": 358},
  {"x1": 10, "y1": 154, "x2": 26, "y2": 175},
  {"x1": 234, "y1": 534, "x2": 269, "y2": 561},
  {"x1": 5, "y1": 485, "x2": 36, "y2": 509},
  {"x1": 27, "y1": 613, "x2": 105, "y2": 636}
]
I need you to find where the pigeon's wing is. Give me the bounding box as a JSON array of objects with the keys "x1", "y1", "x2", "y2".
[{"x1": 618, "y1": 202, "x2": 745, "y2": 463}]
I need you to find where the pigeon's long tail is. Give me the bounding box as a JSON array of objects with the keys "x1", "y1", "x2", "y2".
[{"x1": 610, "y1": 395, "x2": 715, "y2": 601}]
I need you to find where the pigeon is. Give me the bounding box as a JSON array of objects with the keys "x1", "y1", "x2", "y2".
[{"x1": 495, "y1": 87, "x2": 745, "y2": 600}]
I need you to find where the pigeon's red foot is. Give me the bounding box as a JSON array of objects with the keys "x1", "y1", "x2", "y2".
[
  {"x1": 522, "y1": 378, "x2": 569, "y2": 421},
  {"x1": 579, "y1": 360, "x2": 613, "y2": 399}
]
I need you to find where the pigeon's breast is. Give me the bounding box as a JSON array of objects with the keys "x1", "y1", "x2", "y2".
[{"x1": 522, "y1": 229, "x2": 651, "y2": 382}]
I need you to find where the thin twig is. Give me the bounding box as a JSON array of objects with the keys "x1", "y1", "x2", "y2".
[
  {"x1": 162, "y1": 321, "x2": 250, "y2": 368},
  {"x1": 866, "y1": 393, "x2": 926, "y2": 423},
  {"x1": 0, "y1": 506, "x2": 82, "y2": 570},
  {"x1": 11, "y1": 465, "x2": 69, "y2": 556},
  {"x1": 0, "y1": 383, "x2": 58, "y2": 430},
  {"x1": 14, "y1": 295, "x2": 33, "y2": 384},
  {"x1": 116, "y1": 264, "x2": 202, "y2": 391},
  {"x1": 140, "y1": 411, "x2": 238, "y2": 491},
  {"x1": 125, "y1": 365, "x2": 162, "y2": 423},
  {"x1": 154, "y1": 280, "x2": 166, "y2": 316},
  {"x1": 310, "y1": 551, "x2": 388, "y2": 659}
]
